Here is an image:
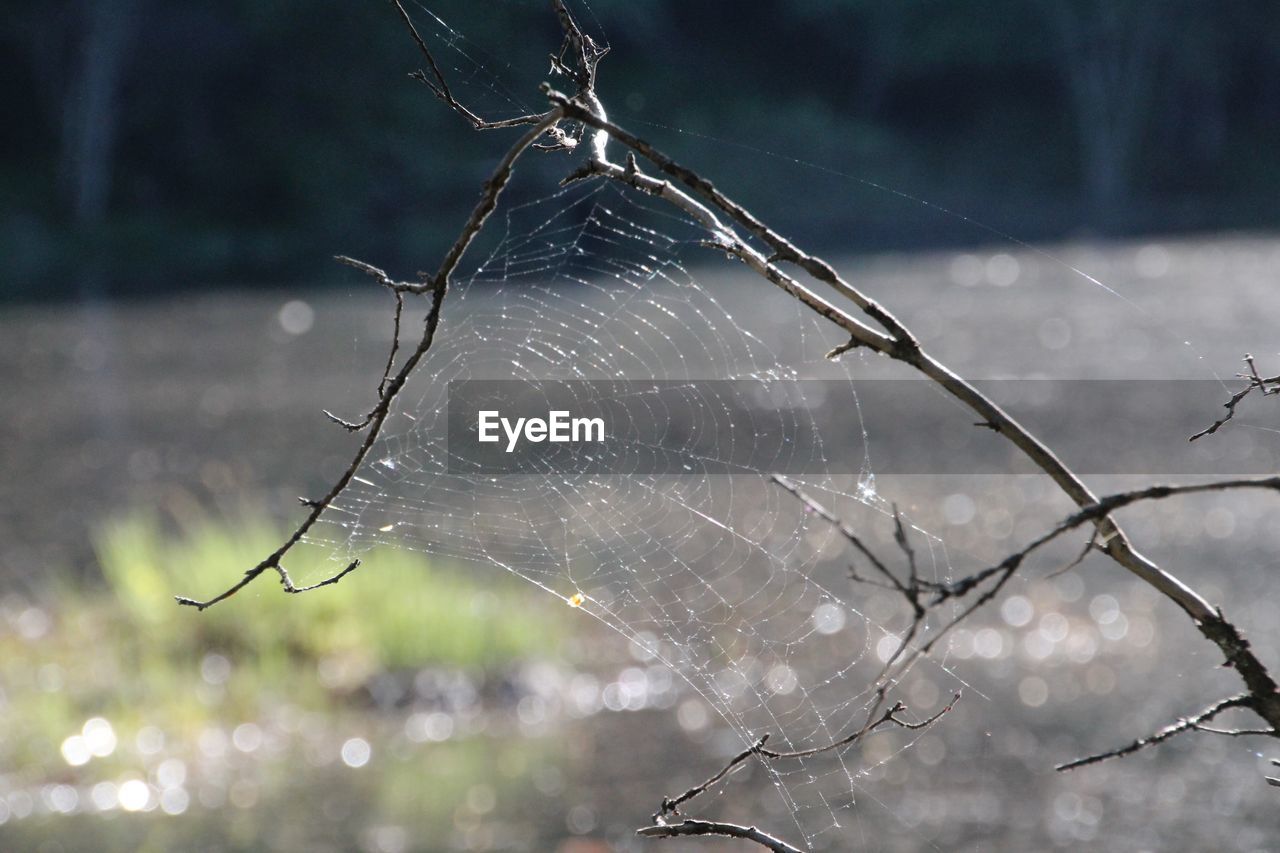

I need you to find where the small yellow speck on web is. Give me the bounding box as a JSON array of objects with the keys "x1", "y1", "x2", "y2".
[
  {"x1": 378, "y1": 523, "x2": 394, "y2": 532},
  {"x1": 567, "y1": 592, "x2": 585, "y2": 608}
]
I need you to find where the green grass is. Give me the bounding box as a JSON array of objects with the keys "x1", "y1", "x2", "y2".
[
  {"x1": 94, "y1": 510, "x2": 558, "y2": 672},
  {"x1": 0, "y1": 507, "x2": 566, "y2": 782}
]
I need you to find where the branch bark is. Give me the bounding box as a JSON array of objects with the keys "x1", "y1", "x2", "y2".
[
  {"x1": 544, "y1": 86, "x2": 1280, "y2": 740},
  {"x1": 637, "y1": 819, "x2": 803, "y2": 850},
  {"x1": 175, "y1": 110, "x2": 564, "y2": 610},
  {"x1": 637, "y1": 820, "x2": 804, "y2": 853}
]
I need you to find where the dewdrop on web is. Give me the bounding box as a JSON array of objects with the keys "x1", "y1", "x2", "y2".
[{"x1": 567, "y1": 592, "x2": 586, "y2": 608}]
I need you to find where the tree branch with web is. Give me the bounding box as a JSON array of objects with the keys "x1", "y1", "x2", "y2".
[
  {"x1": 775, "y1": 473, "x2": 1280, "y2": 766},
  {"x1": 175, "y1": 2, "x2": 614, "y2": 611},
  {"x1": 543, "y1": 81, "x2": 1280, "y2": 750},
  {"x1": 177, "y1": 2, "x2": 1280, "y2": 850},
  {"x1": 173, "y1": 115, "x2": 572, "y2": 610},
  {"x1": 646, "y1": 687, "x2": 958, "y2": 833},
  {"x1": 1190, "y1": 353, "x2": 1280, "y2": 442}
]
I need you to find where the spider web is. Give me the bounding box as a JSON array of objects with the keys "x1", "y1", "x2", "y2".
[
  {"x1": 299, "y1": 4, "x2": 1276, "y2": 850},
  {"x1": 311, "y1": 5, "x2": 988, "y2": 848},
  {"x1": 308, "y1": 175, "x2": 974, "y2": 849}
]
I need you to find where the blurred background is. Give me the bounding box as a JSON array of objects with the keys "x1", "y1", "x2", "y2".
[
  {"x1": 3, "y1": 1, "x2": 1280, "y2": 851},
  {"x1": 7, "y1": 0, "x2": 1280, "y2": 301}
]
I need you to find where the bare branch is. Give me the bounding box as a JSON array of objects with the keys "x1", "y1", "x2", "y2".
[
  {"x1": 655, "y1": 735, "x2": 769, "y2": 822},
  {"x1": 1057, "y1": 695, "x2": 1257, "y2": 771},
  {"x1": 175, "y1": 111, "x2": 563, "y2": 611},
  {"x1": 933, "y1": 476, "x2": 1280, "y2": 612},
  {"x1": 549, "y1": 88, "x2": 1224, "y2": 626},
  {"x1": 652, "y1": 691, "x2": 956, "y2": 825},
  {"x1": 637, "y1": 820, "x2": 804, "y2": 853},
  {"x1": 1188, "y1": 724, "x2": 1277, "y2": 737},
  {"x1": 1190, "y1": 354, "x2": 1280, "y2": 441},
  {"x1": 892, "y1": 505, "x2": 919, "y2": 587},
  {"x1": 334, "y1": 254, "x2": 429, "y2": 294},
  {"x1": 551, "y1": 0, "x2": 608, "y2": 90},
  {"x1": 770, "y1": 474, "x2": 907, "y2": 597},
  {"x1": 390, "y1": 0, "x2": 549, "y2": 131},
  {"x1": 891, "y1": 476, "x2": 1280, "y2": 680},
  {"x1": 640, "y1": 693, "x2": 955, "y2": 850},
  {"x1": 324, "y1": 255, "x2": 420, "y2": 430},
  {"x1": 562, "y1": 156, "x2": 895, "y2": 355},
  {"x1": 1038, "y1": 477, "x2": 1280, "y2": 538},
  {"x1": 758, "y1": 693, "x2": 959, "y2": 761},
  {"x1": 185, "y1": 6, "x2": 1280, "y2": 846},
  {"x1": 545, "y1": 90, "x2": 1280, "y2": 738}
]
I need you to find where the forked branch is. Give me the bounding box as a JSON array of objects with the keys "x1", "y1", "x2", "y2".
[
  {"x1": 1057, "y1": 695, "x2": 1261, "y2": 771},
  {"x1": 637, "y1": 820, "x2": 803, "y2": 853},
  {"x1": 391, "y1": 0, "x2": 546, "y2": 131},
  {"x1": 639, "y1": 691, "x2": 957, "y2": 852},
  {"x1": 177, "y1": 1, "x2": 614, "y2": 611},
  {"x1": 1190, "y1": 353, "x2": 1280, "y2": 441},
  {"x1": 770, "y1": 473, "x2": 1280, "y2": 769},
  {"x1": 544, "y1": 85, "x2": 1280, "y2": 746},
  {"x1": 175, "y1": 110, "x2": 564, "y2": 610}
]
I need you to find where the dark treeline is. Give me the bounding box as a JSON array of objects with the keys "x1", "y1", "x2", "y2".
[{"x1": 7, "y1": 0, "x2": 1280, "y2": 301}]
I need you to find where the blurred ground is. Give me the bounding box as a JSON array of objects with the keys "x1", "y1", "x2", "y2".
[{"x1": 1, "y1": 234, "x2": 1279, "y2": 851}]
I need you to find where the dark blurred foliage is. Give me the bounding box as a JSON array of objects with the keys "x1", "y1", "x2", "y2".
[{"x1": 6, "y1": 0, "x2": 1280, "y2": 301}]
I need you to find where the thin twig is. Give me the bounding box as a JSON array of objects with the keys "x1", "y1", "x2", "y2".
[
  {"x1": 1190, "y1": 354, "x2": 1280, "y2": 441},
  {"x1": 758, "y1": 693, "x2": 959, "y2": 760},
  {"x1": 1188, "y1": 724, "x2": 1277, "y2": 737},
  {"x1": 653, "y1": 691, "x2": 957, "y2": 823},
  {"x1": 656, "y1": 735, "x2": 769, "y2": 821},
  {"x1": 637, "y1": 820, "x2": 803, "y2": 853},
  {"x1": 770, "y1": 474, "x2": 906, "y2": 596},
  {"x1": 892, "y1": 505, "x2": 919, "y2": 590},
  {"x1": 175, "y1": 111, "x2": 564, "y2": 610},
  {"x1": 557, "y1": 155, "x2": 894, "y2": 350},
  {"x1": 390, "y1": 0, "x2": 548, "y2": 131},
  {"x1": 896, "y1": 476, "x2": 1280, "y2": 678},
  {"x1": 325, "y1": 255, "x2": 415, "y2": 428},
  {"x1": 1057, "y1": 695, "x2": 1256, "y2": 771}
]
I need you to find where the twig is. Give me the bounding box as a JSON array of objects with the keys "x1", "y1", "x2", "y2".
[
  {"x1": 758, "y1": 692, "x2": 958, "y2": 761},
  {"x1": 1057, "y1": 695, "x2": 1256, "y2": 771},
  {"x1": 175, "y1": 111, "x2": 564, "y2": 610},
  {"x1": 655, "y1": 735, "x2": 769, "y2": 822},
  {"x1": 653, "y1": 691, "x2": 957, "y2": 822},
  {"x1": 550, "y1": 0, "x2": 608, "y2": 91},
  {"x1": 637, "y1": 820, "x2": 803, "y2": 853},
  {"x1": 770, "y1": 475, "x2": 941, "y2": 681},
  {"x1": 892, "y1": 505, "x2": 919, "y2": 589},
  {"x1": 558, "y1": 156, "x2": 893, "y2": 350},
  {"x1": 900, "y1": 477, "x2": 1280, "y2": 676},
  {"x1": 770, "y1": 474, "x2": 907, "y2": 598},
  {"x1": 1188, "y1": 724, "x2": 1277, "y2": 737},
  {"x1": 390, "y1": 0, "x2": 547, "y2": 131},
  {"x1": 1190, "y1": 354, "x2": 1280, "y2": 441},
  {"x1": 935, "y1": 476, "x2": 1280, "y2": 610},
  {"x1": 322, "y1": 256, "x2": 420, "y2": 430}
]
